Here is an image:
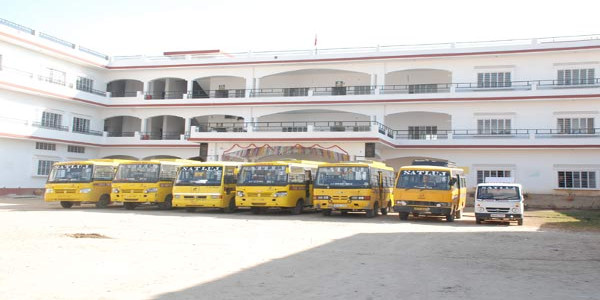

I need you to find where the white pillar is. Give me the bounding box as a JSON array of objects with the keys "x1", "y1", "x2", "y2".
[
  {"x1": 187, "y1": 80, "x2": 194, "y2": 98},
  {"x1": 165, "y1": 78, "x2": 172, "y2": 99},
  {"x1": 245, "y1": 76, "x2": 254, "y2": 98},
  {"x1": 141, "y1": 118, "x2": 148, "y2": 137},
  {"x1": 162, "y1": 116, "x2": 169, "y2": 138},
  {"x1": 184, "y1": 117, "x2": 191, "y2": 135}
]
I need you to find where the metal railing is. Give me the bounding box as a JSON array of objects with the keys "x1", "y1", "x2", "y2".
[
  {"x1": 0, "y1": 18, "x2": 34, "y2": 34},
  {"x1": 140, "y1": 132, "x2": 183, "y2": 140},
  {"x1": 37, "y1": 75, "x2": 66, "y2": 86},
  {"x1": 189, "y1": 89, "x2": 246, "y2": 99},
  {"x1": 537, "y1": 78, "x2": 600, "y2": 88},
  {"x1": 78, "y1": 46, "x2": 109, "y2": 60},
  {"x1": 144, "y1": 91, "x2": 187, "y2": 100},
  {"x1": 379, "y1": 84, "x2": 451, "y2": 94},
  {"x1": 392, "y1": 128, "x2": 599, "y2": 139},
  {"x1": 109, "y1": 33, "x2": 600, "y2": 62},
  {"x1": 39, "y1": 32, "x2": 75, "y2": 48},
  {"x1": 312, "y1": 86, "x2": 376, "y2": 96},
  {"x1": 76, "y1": 86, "x2": 106, "y2": 96},
  {"x1": 109, "y1": 91, "x2": 139, "y2": 98},
  {"x1": 107, "y1": 131, "x2": 136, "y2": 137},
  {"x1": 72, "y1": 129, "x2": 103, "y2": 136},
  {"x1": 31, "y1": 122, "x2": 69, "y2": 131}
]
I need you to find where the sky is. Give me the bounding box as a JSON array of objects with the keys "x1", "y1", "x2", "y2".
[{"x1": 2, "y1": 0, "x2": 600, "y2": 56}]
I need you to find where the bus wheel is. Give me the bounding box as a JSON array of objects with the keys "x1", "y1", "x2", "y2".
[
  {"x1": 185, "y1": 207, "x2": 196, "y2": 213},
  {"x1": 322, "y1": 209, "x2": 332, "y2": 216},
  {"x1": 96, "y1": 195, "x2": 110, "y2": 208},
  {"x1": 476, "y1": 218, "x2": 482, "y2": 224},
  {"x1": 223, "y1": 198, "x2": 236, "y2": 213},
  {"x1": 517, "y1": 219, "x2": 524, "y2": 226},
  {"x1": 399, "y1": 212, "x2": 409, "y2": 220},
  {"x1": 159, "y1": 195, "x2": 173, "y2": 210},
  {"x1": 446, "y1": 211, "x2": 455, "y2": 222},
  {"x1": 455, "y1": 209, "x2": 462, "y2": 219},
  {"x1": 365, "y1": 203, "x2": 377, "y2": 218},
  {"x1": 290, "y1": 200, "x2": 303, "y2": 215},
  {"x1": 124, "y1": 202, "x2": 136, "y2": 210},
  {"x1": 60, "y1": 201, "x2": 73, "y2": 209}
]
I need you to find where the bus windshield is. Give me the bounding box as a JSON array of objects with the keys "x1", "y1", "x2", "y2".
[
  {"x1": 477, "y1": 186, "x2": 521, "y2": 201},
  {"x1": 48, "y1": 164, "x2": 93, "y2": 183},
  {"x1": 176, "y1": 166, "x2": 223, "y2": 186},
  {"x1": 237, "y1": 165, "x2": 287, "y2": 186},
  {"x1": 314, "y1": 166, "x2": 370, "y2": 188},
  {"x1": 397, "y1": 170, "x2": 450, "y2": 190},
  {"x1": 114, "y1": 164, "x2": 160, "y2": 183}
]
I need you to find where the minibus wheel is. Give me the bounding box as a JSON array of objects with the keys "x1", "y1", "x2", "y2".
[
  {"x1": 290, "y1": 200, "x2": 303, "y2": 215},
  {"x1": 96, "y1": 195, "x2": 110, "y2": 208},
  {"x1": 365, "y1": 202, "x2": 378, "y2": 218},
  {"x1": 381, "y1": 202, "x2": 389, "y2": 215},
  {"x1": 60, "y1": 201, "x2": 73, "y2": 209},
  {"x1": 399, "y1": 212, "x2": 409, "y2": 220},
  {"x1": 159, "y1": 195, "x2": 173, "y2": 210},
  {"x1": 517, "y1": 219, "x2": 523, "y2": 226}
]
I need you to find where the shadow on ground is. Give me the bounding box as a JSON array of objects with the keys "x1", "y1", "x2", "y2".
[{"x1": 152, "y1": 231, "x2": 600, "y2": 300}]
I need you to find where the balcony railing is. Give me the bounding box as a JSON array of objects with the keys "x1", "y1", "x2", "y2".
[
  {"x1": 140, "y1": 132, "x2": 183, "y2": 140},
  {"x1": 109, "y1": 91, "x2": 139, "y2": 98},
  {"x1": 73, "y1": 129, "x2": 103, "y2": 136},
  {"x1": 380, "y1": 84, "x2": 451, "y2": 94},
  {"x1": 31, "y1": 122, "x2": 69, "y2": 131},
  {"x1": 107, "y1": 131, "x2": 136, "y2": 137},
  {"x1": 76, "y1": 86, "x2": 107, "y2": 96},
  {"x1": 392, "y1": 128, "x2": 599, "y2": 139},
  {"x1": 0, "y1": 18, "x2": 34, "y2": 34},
  {"x1": 144, "y1": 91, "x2": 187, "y2": 100},
  {"x1": 39, "y1": 32, "x2": 75, "y2": 49},
  {"x1": 194, "y1": 121, "x2": 380, "y2": 134},
  {"x1": 189, "y1": 89, "x2": 246, "y2": 99},
  {"x1": 37, "y1": 75, "x2": 65, "y2": 86}
]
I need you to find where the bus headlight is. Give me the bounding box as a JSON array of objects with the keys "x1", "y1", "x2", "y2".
[
  {"x1": 274, "y1": 192, "x2": 288, "y2": 197},
  {"x1": 45, "y1": 188, "x2": 53, "y2": 194},
  {"x1": 79, "y1": 188, "x2": 92, "y2": 194},
  {"x1": 237, "y1": 191, "x2": 245, "y2": 197},
  {"x1": 145, "y1": 188, "x2": 158, "y2": 193},
  {"x1": 512, "y1": 207, "x2": 520, "y2": 213},
  {"x1": 211, "y1": 195, "x2": 222, "y2": 199},
  {"x1": 174, "y1": 195, "x2": 180, "y2": 199},
  {"x1": 477, "y1": 207, "x2": 485, "y2": 212},
  {"x1": 112, "y1": 188, "x2": 120, "y2": 194},
  {"x1": 350, "y1": 196, "x2": 370, "y2": 200},
  {"x1": 396, "y1": 200, "x2": 407, "y2": 206},
  {"x1": 315, "y1": 195, "x2": 331, "y2": 200}
]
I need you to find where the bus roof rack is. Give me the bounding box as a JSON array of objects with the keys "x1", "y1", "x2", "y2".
[{"x1": 411, "y1": 159, "x2": 456, "y2": 167}]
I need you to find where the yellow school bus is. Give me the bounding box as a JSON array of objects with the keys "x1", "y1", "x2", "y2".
[
  {"x1": 313, "y1": 161, "x2": 395, "y2": 218},
  {"x1": 235, "y1": 160, "x2": 321, "y2": 214},
  {"x1": 172, "y1": 161, "x2": 241, "y2": 212},
  {"x1": 44, "y1": 159, "x2": 130, "y2": 208},
  {"x1": 393, "y1": 160, "x2": 467, "y2": 222},
  {"x1": 111, "y1": 159, "x2": 193, "y2": 210}
]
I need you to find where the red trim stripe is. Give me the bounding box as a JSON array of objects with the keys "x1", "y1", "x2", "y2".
[{"x1": 0, "y1": 132, "x2": 197, "y2": 147}]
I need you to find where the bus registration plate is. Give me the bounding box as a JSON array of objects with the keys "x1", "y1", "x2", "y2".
[
  {"x1": 333, "y1": 204, "x2": 347, "y2": 208},
  {"x1": 413, "y1": 207, "x2": 429, "y2": 211},
  {"x1": 491, "y1": 214, "x2": 505, "y2": 218}
]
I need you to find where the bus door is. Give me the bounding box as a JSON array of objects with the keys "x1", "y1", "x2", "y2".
[{"x1": 304, "y1": 169, "x2": 312, "y2": 199}]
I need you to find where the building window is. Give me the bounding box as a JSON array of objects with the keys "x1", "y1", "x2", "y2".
[
  {"x1": 35, "y1": 142, "x2": 56, "y2": 151},
  {"x1": 557, "y1": 118, "x2": 595, "y2": 134},
  {"x1": 477, "y1": 119, "x2": 511, "y2": 135},
  {"x1": 477, "y1": 170, "x2": 512, "y2": 184},
  {"x1": 41, "y1": 112, "x2": 63, "y2": 128},
  {"x1": 409, "y1": 84, "x2": 438, "y2": 94},
  {"x1": 557, "y1": 69, "x2": 595, "y2": 85},
  {"x1": 558, "y1": 171, "x2": 597, "y2": 189},
  {"x1": 477, "y1": 72, "x2": 511, "y2": 88},
  {"x1": 67, "y1": 145, "x2": 85, "y2": 153},
  {"x1": 408, "y1": 126, "x2": 438, "y2": 140},
  {"x1": 76, "y1": 76, "x2": 94, "y2": 92},
  {"x1": 37, "y1": 160, "x2": 57, "y2": 176},
  {"x1": 72, "y1": 117, "x2": 90, "y2": 133}
]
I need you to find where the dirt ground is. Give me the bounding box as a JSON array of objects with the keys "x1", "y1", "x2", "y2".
[{"x1": 1, "y1": 197, "x2": 599, "y2": 300}]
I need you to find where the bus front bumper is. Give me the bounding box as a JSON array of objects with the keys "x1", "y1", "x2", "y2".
[
  {"x1": 44, "y1": 193, "x2": 93, "y2": 202},
  {"x1": 112, "y1": 193, "x2": 159, "y2": 203},
  {"x1": 236, "y1": 197, "x2": 294, "y2": 208},
  {"x1": 173, "y1": 196, "x2": 227, "y2": 208},
  {"x1": 393, "y1": 205, "x2": 452, "y2": 215},
  {"x1": 315, "y1": 201, "x2": 370, "y2": 211},
  {"x1": 475, "y1": 213, "x2": 523, "y2": 221}
]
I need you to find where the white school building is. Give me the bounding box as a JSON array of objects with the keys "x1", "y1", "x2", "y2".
[{"x1": 0, "y1": 18, "x2": 599, "y2": 205}]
